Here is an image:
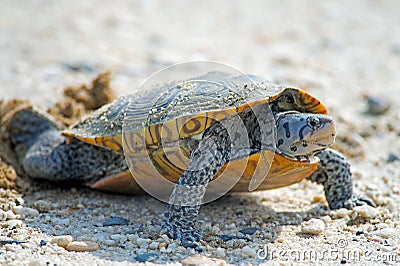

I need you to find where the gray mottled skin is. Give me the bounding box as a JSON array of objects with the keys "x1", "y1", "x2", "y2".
[
  {"x1": 6, "y1": 107, "x2": 127, "y2": 183},
  {"x1": 5, "y1": 102, "x2": 375, "y2": 248},
  {"x1": 307, "y1": 149, "x2": 376, "y2": 209},
  {"x1": 163, "y1": 120, "x2": 231, "y2": 247}
]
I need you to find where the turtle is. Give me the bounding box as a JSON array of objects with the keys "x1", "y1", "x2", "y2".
[{"x1": 3, "y1": 71, "x2": 375, "y2": 247}]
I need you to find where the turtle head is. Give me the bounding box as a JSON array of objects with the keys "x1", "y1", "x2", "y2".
[{"x1": 275, "y1": 111, "x2": 336, "y2": 158}]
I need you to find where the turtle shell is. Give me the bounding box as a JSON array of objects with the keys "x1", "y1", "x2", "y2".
[{"x1": 62, "y1": 72, "x2": 328, "y2": 193}]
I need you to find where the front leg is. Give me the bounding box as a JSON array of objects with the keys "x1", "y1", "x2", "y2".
[
  {"x1": 163, "y1": 122, "x2": 231, "y2": 247},
  {"x1": 308, "y1": 148, "x2": 376, "y2": 209}
]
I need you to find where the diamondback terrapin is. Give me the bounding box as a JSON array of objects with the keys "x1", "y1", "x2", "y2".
[{"x1": 3, "y1": 72, "x2": 374, "y2": 247}]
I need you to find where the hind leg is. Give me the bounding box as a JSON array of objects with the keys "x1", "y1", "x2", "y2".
[
  {"x1": 307, "y1": 148, "x2": 375, "y2": 209},
  {"x1": 5, "y1": 106, "x2": 126, "y2": 182},
  {"x1": 22, "y1": 130, "x2": 127, "y2": 182}
]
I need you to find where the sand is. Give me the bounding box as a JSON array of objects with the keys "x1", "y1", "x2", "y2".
[{"x1": 0, "y1": 0, "x2": 399, "y2": 265}]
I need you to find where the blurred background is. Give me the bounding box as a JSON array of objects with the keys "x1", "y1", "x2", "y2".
[{"x1": 1, "y1": 0, "x2": 399, "y2": 109}]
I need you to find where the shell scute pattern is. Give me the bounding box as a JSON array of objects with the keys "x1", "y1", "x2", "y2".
[{"x1": 62, "y1": 72, "x2": 328, "y2": 192}]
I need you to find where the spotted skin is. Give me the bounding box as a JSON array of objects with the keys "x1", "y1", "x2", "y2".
[
  {"x1": 6, "y1": 107, "x2": 127, "y2": 183},
  {"x1": 163, "y1": 120, "x2": 231, "y2": 247},
  {"x1": 307, "y1": 149, "x2": 376, "y2": 209},
  {"x1": 275, "y1": 111, "x2": 336, "y2": 159}
]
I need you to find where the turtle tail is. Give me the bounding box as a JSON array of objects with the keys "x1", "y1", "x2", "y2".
[{"x1": 1, "y1": 100, "x2": 62, "y2": 164}]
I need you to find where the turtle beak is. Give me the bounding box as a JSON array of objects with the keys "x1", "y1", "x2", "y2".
[{"x1": 312, "y1": 115, "x2": 336, "y2": 147}]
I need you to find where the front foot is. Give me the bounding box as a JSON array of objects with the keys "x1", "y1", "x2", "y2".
[
  {"x1": 341, "y1": 193, "x2": 376, "y2": 209},
  {"x1": 161, "y1": 219, "x2": 203, "y2": 248},
  {"x1": 162, "y1": 204, "x2": 203, "y2": 248},
  {"x1": 309, "y1": 149, "x2": 377, "y2": 210}
]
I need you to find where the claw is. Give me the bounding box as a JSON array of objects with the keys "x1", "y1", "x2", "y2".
[
  {"x1": 161, "y1": 220, "x2": 203, "y2": 248},
  {"x1": 181, "y1": 239, "x2": 199, "y2": 248},
  {"x1": 344, "y1": 193, "x2": 376, "y2": 209}
]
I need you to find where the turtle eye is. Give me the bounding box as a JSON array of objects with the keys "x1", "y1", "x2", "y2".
[{"x1": 307, "y1": 116, "x2": 321, "y2": 129}]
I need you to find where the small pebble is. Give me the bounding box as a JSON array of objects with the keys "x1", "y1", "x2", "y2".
[
  {"x1": 301, "y1": 218, "x2": 325, "y2": 235},
  {"x1": 81, "y1": 228, "x2": 90, "y2": 234},
  {"x1": 7, "y1": 219, "x2": 23, "y2": 228},
  {"x1": 226, "y1": 240, "x2": 234, "y2": 247},
  {"x1": 12, "y1": 234, "x2": 25, "y2": 242},
  {"x1": 127, "y1": 233, "x2": 139, "y2": 242},
  {"x1": 177, "y1": 246, "x2": 187, "y2": 253},
  {"x1": 166, "y1": 242, "x2": 177, "y2": 253},
  {"x1": 62, "y1": 63, "x2": 94, "y2": 73},
  {"x1": 215, "y1": 247, "x2": 226, "y2": 257},
  {"x1": 320, "y1": 215, "x2": 332, "y2": 223},
  {"x1": 50, "y1": 235, "x2": 73, "y2": 248},
  {"x1": 364, "y1": 93, "x2": 390, "y2": 115},
  {"x1": 373, "y1": 228, "x2": 396, "y2": 239},
  {"x1": 335, "y1": 208, "x2": 350, "y2": 219},
  {"x1": 158, "y1": 242, "x2": 168, "y2": 249},
  {"x1": 148, "y1": 241, "x2": 159, "y2": 250},
  {"x1": 188, "y1": 248, "x2": 196, "y2": 255},
  {"x1": 226, "y1": 223, "x2": 236, "y2": 229},
  {"x1": 103, "y1": 216, "x2": 129, "y2": 226},
  {"x1": 239, "y1": 227, "x2": 261, "y2": 235},
  {"x1": 6, "y1": 210, "x2": 17, "y2": 220},
  {"x1": 219, "y1": 234, "x2": 250, "y2": 242},
  {"x1": 355, "y1": 230, "x2": 364, "y2": 236},
  {"x1": 135, "y1": 253, "x2": 158, "y2": 262},
  {"x1": 21, "y1": 243, "x2": 31, "y2": 249},
  {"x1": 211, "y1": 225, "x2": 220, "y2": 234},
  {"x1": 381, "y1": 246, "x2": 393, "y2": 253},
  {"x1": 181, "y1": 255, "x2": 215, "y2": 266},
  {"x1": 235, "y1": 210, "x2": 243, "y2": 215},
  {"x1": 110, "y1": 234, "x2": 127, "y2": 243},
  {"x1": 66, "y1": 241, "x2": 99, "y2": 252},
  {"x1": 376, "y1": 223, "x2": 389, "y2": 230},
  {"x1": 104, "y1": 240, "x2": 116, "y2": 246},
  {"x1": 79, "y1": 236, "x2": 91, "y2": 241},
  {"x1": 353, "y1": 205, "x2": 379, "y2": 219},
  {"x1": 0, "y1": 209, "x2": 7, "y2": 221},
  {"x1": 159, "y1": 234, "x2": 170, "y2": 242},
  {"x1": 33, "y1": 200, "x2": 52, "y2": 212},
  {"x1": 53, "y1": 218, "x2": 71, "y2": 226},
  {"x1": 240, "y1": 245, "x2": 257, "y2": 258},
  {"x1": 101, "y1": 252, "x2": 112, "y2": 258},
  {"x1": 367, "y1": 235, "x2": 384, "y2": 243},
  {"x1": 203, "y1": 222, "x2": 212, "y2": 231},
  {"x1": 5, "y1": 244, "x2": 21, "y2": 252},
  {"x1": 312, "y1": 195, "x2": 325, "y2": 203},
  {"x1": 54, "y1": 225, "x2": 63, "y2": 231},
  {"x1": 12, "y1": 206, "x2": 39, "y2": 217},
  {"x1": 195, "y1": 246, "x2": 204, "y2": 252},
  {"x1": 136, "y1": 237, "x2": 150, "y2": 248},
  {"x1": 15, "y1": 197, "x2": 24, "y2": 205},
  {"x1": 102, "y1": 226, "x2": 114, "y2": 233},
  {"x1": 182, "y1": 240, "x2": 199, "y2": 248},
  {"x1": 387, "y1": 153, "x2": 400, "y2": 163}
]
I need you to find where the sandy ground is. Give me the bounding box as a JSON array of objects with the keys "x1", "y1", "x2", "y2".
[{"x1": 0, "y1": 0, "x2": 399, "y2": 265}]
